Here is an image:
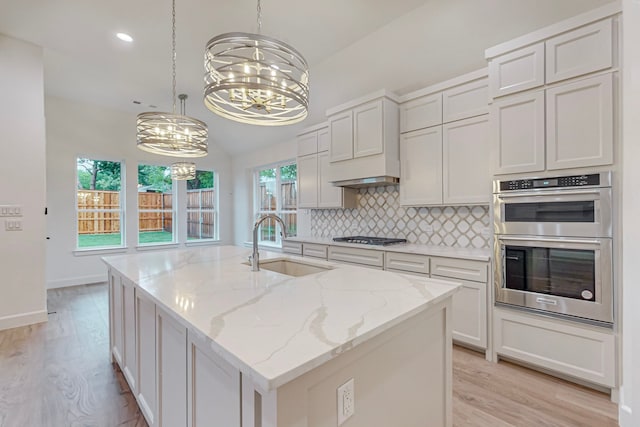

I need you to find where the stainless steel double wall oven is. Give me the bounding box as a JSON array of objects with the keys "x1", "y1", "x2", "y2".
[{"x1": 493, "y1": 172, "x2": 613, "y2": 325}]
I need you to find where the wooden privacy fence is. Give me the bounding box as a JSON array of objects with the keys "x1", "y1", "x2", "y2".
[
  {"x1": 259, "y1": 181, "x2": 297, "y2": 210},
  {"x1": 77, "y1": 189, "x2": 216, "y2": 237}
]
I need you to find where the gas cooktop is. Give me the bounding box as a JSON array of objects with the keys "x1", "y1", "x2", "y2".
[{"x1": 332, "y1": 236, "x2": 407, "y2": 246}]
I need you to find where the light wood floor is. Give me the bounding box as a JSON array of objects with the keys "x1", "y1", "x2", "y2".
[{"x1": 0, "y1": 283, "x2": 618, "y2": 427}]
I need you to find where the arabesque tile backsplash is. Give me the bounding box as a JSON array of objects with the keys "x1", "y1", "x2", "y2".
[{"x1": 310, "y1": 186, "x2": 491, "y2": 249}]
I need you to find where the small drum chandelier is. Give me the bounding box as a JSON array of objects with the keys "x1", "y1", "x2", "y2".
[
  {"x1": 137, "y1": 0, "x2": 208, "y2": 157},
  {"x1": 171, "y1": 161, "x2": 196, "y2": 180},
  {"x1": 204, "y1": 0, "x2": 309, "y2": 126}
]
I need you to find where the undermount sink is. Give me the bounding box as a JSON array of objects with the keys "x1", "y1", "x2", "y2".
[{"x1": 245, "y1": 259, "x2": 333, "y2": 277}]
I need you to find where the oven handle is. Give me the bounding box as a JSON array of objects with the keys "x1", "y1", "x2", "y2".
[
  {"x1": 496, "y1": 188, "x2": 603, "y2": 198},
  {"x1": 498, "y1": 236, "x2": 602, "y2": 245}
]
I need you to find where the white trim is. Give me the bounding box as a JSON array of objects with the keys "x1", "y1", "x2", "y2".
[
  {"x1": 47, "y1": 274, "x2": 106, "y2": 289},
  {"x1": 73, "y1": 247, "x2": 127, "y2": 256},
  {"x1": 399, "y1": 68, "x2": 488, "y2": 103},
  {"x1": 184, "y1": 239, "x2": 221, "y2": 247},
  {"x1": 0, "y1": 309, "x2": 48, "y2": 331},
  {"x1": 136, "y1": 243, "x2": 180, "y2": 251},
  {"x1": 326, "y1": 89, "x2": 400, "y2": 116},
  {"x1": 619, "y1": 404, "x2": 633, "y2": 426},
  {"x1": 297, "y1": 121, "x2": 329, "y2": 136},
  {"x1": 485, "y1": 1, "x2": 621, "y2": 59}
]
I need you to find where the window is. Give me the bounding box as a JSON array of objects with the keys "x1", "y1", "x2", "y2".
[
  {"x1": 187, "y1": 170, "x2": 218, "y2": 241},
  {"x1": 76, "y1": 158, "x2": 123, "y2": 249},
  {"x1": 255, "y1": 162, "x2": 297, "y2": 245},
  {"x1": 137, "y1": 164, "x2": 175, "y2": 245}
]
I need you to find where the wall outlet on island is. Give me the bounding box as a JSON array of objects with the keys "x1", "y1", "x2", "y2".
[{"x1": 337, "y1": 378, "x2": 355, "y2": 425}]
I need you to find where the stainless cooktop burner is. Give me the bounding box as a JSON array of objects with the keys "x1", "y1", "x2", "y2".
[{"x1": 332, "y1": 236, "x2": 407, "y2": 246}]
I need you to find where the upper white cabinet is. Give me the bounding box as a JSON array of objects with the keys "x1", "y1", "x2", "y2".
[
  {"x1": 297, "y1": 124, "x2": 356, "y2": 209},
  {"x1": 545, "y1": 19, "x2": 613, "y2": 84},
  {"x1": 546, "y1": 73, "x2": 613, "y2": 170},
  {"x1": 491, "y1": 91, "x2": 546, "y2": 175},
  {"x1": 400, "y1": 93, "x2": 442, "y2": 133},
  {"x1": 399, "y1": 69, "x2": 491, "y2": 206},
  {"x1": 326, "y1": 91, "x2": 400, "y2": 183},
  {"x1": 489, "y1": 43, "x2": 545, "y2": 98}
]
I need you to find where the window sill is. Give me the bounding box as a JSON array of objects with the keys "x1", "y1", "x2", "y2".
[
  {"x1": 185, "y1": 240, "x2": 221, "y2": 247},
  {"x1": 73, "y1": 247, "x2": 128, "y2": 256},
  {"x1": 136, "y1": 243, "x2": 180, "y2": 251}
]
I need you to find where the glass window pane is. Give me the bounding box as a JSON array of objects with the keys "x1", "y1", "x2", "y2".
[
  {"x1": 187, "y1": 170, "x2": 217, "y2": 241},
  {"x1": 77, "y1": 158, "x2": 122, "y2": 248},
  {"x1": 259, "y1": 168, "x2": 277, "y2": 211},
  {"x1": 138, "y1": 164, "x2": 174, "y2": 244}
]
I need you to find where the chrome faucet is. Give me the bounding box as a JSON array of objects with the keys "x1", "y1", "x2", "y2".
[{"x1": 251, "y1": 214, "x2": 287, "y2": 272}]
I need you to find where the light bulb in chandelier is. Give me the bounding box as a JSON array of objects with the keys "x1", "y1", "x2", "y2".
[{"x1": 171, "y1": 161, "x2": 196, "y2": 180}]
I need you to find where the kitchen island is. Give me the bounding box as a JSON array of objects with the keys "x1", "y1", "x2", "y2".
[{"x1": 103, "y1": 245, "x2": 460, "y2": 427}]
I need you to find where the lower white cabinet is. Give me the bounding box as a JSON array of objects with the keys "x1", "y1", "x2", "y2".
[
  {"x1": 493, "y1": 307, "x2": 616, "y2": 387},
  {"x1": 136, "y1": 290, "x2": 157, "y2": 426},
  {"x1": 122, "y1": 278, "x2": 137, "y2": 394},
  {"x1": 302, "y1": 243, "x2": 329, "y2": 259},
  {"x1": 328, "y1": 246, "x2": 384, "y2": 269},
  {"x1": 109, "y1": 270, "x2": 124, "y2": 367},
  {"x1": 442, "y1": 279, "x2": 486, "y2": 349},
  {"x1": 188, "y1": 332, "x2": 241, "y2": 427},
  {"x1": 157, "y1": 307, "x2": 188, "y2": 427}
]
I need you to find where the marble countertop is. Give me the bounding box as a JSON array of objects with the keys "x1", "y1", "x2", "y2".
[
  {"x1": 103, "y1": 245, "x2": 460, "y2": 391},
  {"x1": 284, "y1": 236, "x2": 492, "y2": 261}
]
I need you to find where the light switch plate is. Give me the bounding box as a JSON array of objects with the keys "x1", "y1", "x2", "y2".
[
  {"x1": 0, "y1": 205, "x2": 22, "y2": 217},
  {"x1": 5, "y1": 220, "x2": 22, "y2": 231}
]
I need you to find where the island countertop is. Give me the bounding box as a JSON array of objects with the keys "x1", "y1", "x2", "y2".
[{"x1": 103, "y1": 245, "x2": 460, "y2": 391}]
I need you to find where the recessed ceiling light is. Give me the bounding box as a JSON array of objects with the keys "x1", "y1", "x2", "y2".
[{"x1": 116, "y1": 33, "x2": 133, "y2": 43}]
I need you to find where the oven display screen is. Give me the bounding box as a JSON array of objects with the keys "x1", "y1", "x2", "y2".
[{"x1": 533, "y1": 178, "x2": 558, "y2": 187}]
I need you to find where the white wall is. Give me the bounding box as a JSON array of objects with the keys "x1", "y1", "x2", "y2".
[
  {"x1": 231, "y1": 139, "x2": 311, "y2": 245},
  {"x1": 620, "y1": 0, "x2": 640, "y2": 425},
  {"x1": 45, "y1": 96, "x2": 233, "y2": 288},
  {"x1": 0, "y1": 35, "x2": 47, "y2": 329}
]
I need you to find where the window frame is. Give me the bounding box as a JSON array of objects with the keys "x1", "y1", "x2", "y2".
[
  {"x1": 186, "y1": 170, "x2": 220, "y2": 243},
  {"x1": 75, "y1": 156, "x2": 126, "y2": 251},
  {"x1": 254, "y1": 160, "x2": 297, "y2": 247},
  {"x1": 137, "y1": 163, "x2": 176, "y2": 247}
]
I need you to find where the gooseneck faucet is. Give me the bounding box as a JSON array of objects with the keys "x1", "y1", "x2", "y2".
[{"x1": 251, "y1": 214, "x2": 287, "y2": 272}]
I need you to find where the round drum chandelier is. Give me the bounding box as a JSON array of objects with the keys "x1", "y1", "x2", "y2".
[
  {"x1": 204, "y1": 0, "x2": 309, "y2": 126},
  {"x1": 171, "y1": 161, "x2": 196, "y2": 180},
  {"x1": 137, "y1": 0, "x2": 208, "y2": 157}
]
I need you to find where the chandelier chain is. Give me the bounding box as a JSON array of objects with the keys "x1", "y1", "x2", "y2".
[
  {"x1": 171, "y1": 0, "x2": 177, "y2": 114},
  {"x1": 257, "y1": 0, "x2": 262, "y2": 33}
]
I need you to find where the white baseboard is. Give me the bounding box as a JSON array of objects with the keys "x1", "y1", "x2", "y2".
[
  {"x1": 0, "y1": 309, "x2": 48, "y2": 331},
  {"x1": 47, "y1": 274, "x2": 107, "y2": 289},
  {"x1": 619, "y1": 404, "x2": 633, "y2": 426}
]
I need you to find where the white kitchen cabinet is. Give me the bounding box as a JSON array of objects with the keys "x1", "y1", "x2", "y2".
[
  {"x1": 296, "y1": 154, "x2": 318, "y2": 208},
  {"x1": 317, "y1": 151, "x2": 349, "y2": 208},
  {"x1": 296, "y1": 131, "x2": 317, "y2": 157},
  {"x1": 317, "y1": 126, "x2": 330, "y2": 152},
  {"x1": 442, "y1": 78, "x2": 489, "y2": 123},
  {"x1": 545, "y1": 19, "x2": 613, "y2": 84},
  {"x1": 489, "y1": 42, "x2": 545, "y2": 98},
  {"x1": 282, "y1": 240, "x2": 302, "y2": 255},
  {"x1": 399, "y1": 126, "x2": 443, "y2": 206},
  {"x1": 109, "y1": 270, "x2": 124, "y2": 368},
  {"x1": 187, "y1": 332, "x2": 241, "y2": 427},
  {"x1": 442, "y1": 115, "x2": 490, "y2": 205},
  {"x1": 122, "y1": 277, "x2": 137, "y2": 394},
  {"x1": 328, "y1": 111, "x2": 353, "y2": 162},
  {"x1": 157, "y1": 307, "x2": 188, "y2": 427},
  {"x1": 136, "y1": 290, "x2": 157, "y2": 426},
  {"x1": 493, "y1": 307, "x2": 615, "y2": 387},
  {"x1": 328, "y1": 246, "x2": 384, "y2": 269},
  {"x1": 384, "y1": 252, "x2": 430, "y2": 275},
  {"x1": 491, "y1": 91, "x2": 546, "y2": 175},
  {"x1": 400, "y1": 93, "x2": 442, "y2": 133},
  {"x1": 302, "y1": 243, "x2": 328, "y2": 259},
  {"x1": 546, "y1": 73, "x2": 613, "y2": 170},
  {"x1": 354, "y1": 99, "x2": 384, "y2": 158}
]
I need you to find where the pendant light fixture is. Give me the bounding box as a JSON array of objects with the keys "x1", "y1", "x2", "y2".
[
  {"x1": 137, "y1": 0, "x2": 208, "y2": 157},
  {"x1": 171, "y1": 161, "x2": 196, "y2": 180},
  {"x1": 204, "y1": 0, "x2": 309, "y2": 126}
]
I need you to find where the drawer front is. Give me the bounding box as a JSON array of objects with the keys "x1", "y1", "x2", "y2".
[
  {"x1": 328, "y1": 246, "x2": 384, "y2": 267},
  {"x1": 384, "y1": 252, "x2": 430, "y2": 275},
  {"x1": 489, "y1": 42, "x2": 544, "y2": 98},
  {"x1": 282, "y1": 241, "x2": 303, "y2": 255},
  {"x1": 400, "y1": 93, "x2": 442, "y2": 133},
  {"x1": 442, "y1": 77, "x2": 489, "y2": 123},
  {"x1": 303, "y1": 243, "x2": 328, "y2": 259},
  {"x1": 545, "y1": 18, "x2": 613, "y2": 84},
  {"x1": 430, "y1": 257, "x2": 488, "y2": 283}
]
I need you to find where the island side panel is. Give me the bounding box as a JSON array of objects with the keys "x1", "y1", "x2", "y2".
[{"x1": 270, "y1": 299, "x2": 452, "y2": 427}]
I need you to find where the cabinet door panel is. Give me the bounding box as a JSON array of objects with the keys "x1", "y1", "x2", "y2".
[
  {"x1": 297, "y1": 131, "x2": 318, "y2": 157},
  {"x1": 111, "y1": 273, "x2": 124, "y2": 368},
  {"x1": 546, "y1": 19, "x2": 613, "y2": 84},
  {"x1": 317, "y1": 127, "x2": 330, "y2": 152},
  {"x1": 400, "y1": 93, "x2": 442, "y2": 133},
  {"x1": 492, "y1": 91, "x2": 545, "y2": 175},
  {"x1": 399, "y1": 127, "x2": 443, "y2": 206},
  {"x1": 443, "y1": 116, "x2": 490, "y2": 205},
  {"x1": 329, "y1": 111, "x2": 353, "y2": 162},
  {"x1": 157, "y1": 309, "x2": 187, "y2": 427},
  {"x1": 318, "y1": 151, "x2": 343, "y2": 208},
  {"x1": 546, "y1": 73, "x2": 613, "y2": 170},
  {"x1": 435, "y1": 278, "x2": 486, "y2": 349},
  {"x1": 442, "y1": 78, "x2": 489, "y2": 123},
  {"x1": 123, "y1": 280, "x2": 137, "y2": 393},
  {"x1": 297, "y1": 154, "x2": 318, "y2": 208},
  {"x1": 353, "y1": 100, "x2": 384, "y2": 158},
  {"x1": 489, "y1": 43, "x2": 545, "y2": 98},
  {"x1": 136, "y1": 291, "x2": 157, "y2": 426}
]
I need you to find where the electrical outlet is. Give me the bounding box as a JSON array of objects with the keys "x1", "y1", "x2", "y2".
[
  {"x1": 5, "y1": 220, "x2": 22, "y2": 231},
  {"x1": 337, "y1": 378, "x2": 355, "y2": 425}
]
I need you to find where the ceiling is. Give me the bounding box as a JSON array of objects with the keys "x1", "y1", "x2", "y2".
[{"x1": 0, "y1": 0, "x2": 614, "y2": 156}]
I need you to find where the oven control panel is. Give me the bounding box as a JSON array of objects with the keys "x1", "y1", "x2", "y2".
[{"x1": 499, "y1": 173, "x2": 601, "y2": 191}]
